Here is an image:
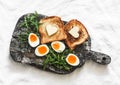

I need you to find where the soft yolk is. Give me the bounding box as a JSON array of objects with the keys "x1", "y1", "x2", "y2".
[
  {"x1": 68, "y1": 55, "x2": 77, "y2": 64},
  {"x1": 53, "y1": 43, "x2": 60, "y2": 50},
  {"x1": 38, "y1": 46, "x2": 47, "y2": 54},
  {"x1": 30, "y1": 34, "x2": 37, "y2": 42}
]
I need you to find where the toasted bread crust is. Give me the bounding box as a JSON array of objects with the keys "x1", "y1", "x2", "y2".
[
  {"x1": 65, "y1": 19, "x2": 89, "y2": 50},
  {"x1": 39, "y1": 16, "x2": 67, "y2": 44}
]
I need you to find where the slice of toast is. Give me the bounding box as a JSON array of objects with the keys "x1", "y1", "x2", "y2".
[
  {"x1": 39, "y1": 16, "x2": 67, "y2": 44},
  {"x1": 64, "y1": 19, "x2": 89, "y2": 50}
]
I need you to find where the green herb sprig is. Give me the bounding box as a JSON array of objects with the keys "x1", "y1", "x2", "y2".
[
  {"x1": 43, "y1": 45, "x2": 73, "y2": 71},
  {"x1": 18, "y1": 11, "x2": 41, "y2": 48},
  {"x1": 18, "y1": 32, "x2": 29, "y2": 48},
  {"x1": 20, "y1": 11, "x2": 40, "y2": 33}
]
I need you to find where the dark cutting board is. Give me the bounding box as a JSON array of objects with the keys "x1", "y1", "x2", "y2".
[{"x1": 10, "y1": 13, "x2": 111, "y2": 74}]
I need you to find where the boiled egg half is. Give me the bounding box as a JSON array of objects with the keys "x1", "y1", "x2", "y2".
[
  {"x1": 28, "y1": 33, "x2": 40, "y2": 47},
  {"x1": 51, "y1": 41, "x2": 65, "y2": 53},
  {"x1": 35, "y1": 44, "x2": 49, "y2": 56},
  {"x1": 66, "y1": 53, "x2": 80, "y2": 66}
]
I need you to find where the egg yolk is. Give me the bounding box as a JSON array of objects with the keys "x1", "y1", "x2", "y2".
[
  {"x1": 52, "y1": 42, "x2": 60, "y2": 50},
  {"x1": 68, "y1": 55, "x2": 77, "y2": 64},
  {"x1": 30, "y1": 34, "x2": 37, "y2": 42},
  {"x1": 38, "y1": 46, "x2": 47, "y2": 54}
]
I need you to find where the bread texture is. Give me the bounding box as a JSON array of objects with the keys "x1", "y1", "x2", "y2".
[
  {"x1": 64, "y1": 19, "x2": 89, "y2": 50},
  {"x1": 39, "y1": 16, "x2": 67, "y2": 44}
]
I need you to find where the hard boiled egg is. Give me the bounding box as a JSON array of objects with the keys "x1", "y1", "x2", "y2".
[
  {"x1": 51, "y1": 41, "x2": 65, "y2": 53},
  {"x1": 35, "y1": 44, "x2": 49, "y2": 56},
  {"x1": 66, "y1": 53, "x2": 80, "y2": 66},
  {"x1": 28, "y1": 33, "x2": 40, "y2": 47}
]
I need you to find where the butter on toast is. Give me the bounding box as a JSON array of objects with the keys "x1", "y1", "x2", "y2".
[
  {"x1": 64, "y1": 19, "x2": 89, "y2": 50},
  {"x1": 39, "y1": 16, "x2": 67, "y2": 44}
]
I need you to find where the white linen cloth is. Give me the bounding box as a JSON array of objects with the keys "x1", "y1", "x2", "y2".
[{"x1": 0, "y1": 0, "x2": 120, "y2": 85}]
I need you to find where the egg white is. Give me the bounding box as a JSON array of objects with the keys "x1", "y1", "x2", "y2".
[
  {"x1": 35, "y1": 44, "x2": 49, "y2": 57},
  {"x1": 51, "y1": 41, "x2": 65, "y2": 53},
  {"x1": 66, "y1": 53, "x2": 80, "y2": 66},
  {"x1": 28, "y1": 33, "x2": 40, "y2": 47}
]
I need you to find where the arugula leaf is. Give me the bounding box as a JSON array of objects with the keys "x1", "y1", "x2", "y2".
[
  {"x1": 18, "y1": 11, "x2": 40, "y2": 48},
  {"x1": 43, "y1": 44, "x2": 73, "y2": 71}
]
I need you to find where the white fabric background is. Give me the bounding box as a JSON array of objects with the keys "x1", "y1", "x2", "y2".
[{"x1": 0, "y1": 0, "x2": 120, "y2": 85}]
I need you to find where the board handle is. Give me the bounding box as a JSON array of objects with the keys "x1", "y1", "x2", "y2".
[
  {"x1": 90, "y1": 50, "x2": 111, "y2": 65},
  {"x1": 84, "y1": 50, "x2": 111, "y2": 65}
]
